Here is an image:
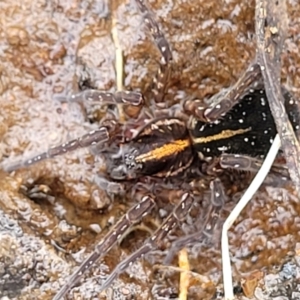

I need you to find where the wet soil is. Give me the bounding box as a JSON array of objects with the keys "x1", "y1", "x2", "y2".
[{"x1": 1, "y1": 0, "x2": 300, "y2": 299}]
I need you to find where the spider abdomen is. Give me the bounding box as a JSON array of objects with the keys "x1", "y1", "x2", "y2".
[{"x1": 191, "y1": 88, "x2": 300, "y2": 158}]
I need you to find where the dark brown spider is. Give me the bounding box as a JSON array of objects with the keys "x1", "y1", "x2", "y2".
[{"x1": 1, "y1": 0, "x2": 300, "y2": 299}]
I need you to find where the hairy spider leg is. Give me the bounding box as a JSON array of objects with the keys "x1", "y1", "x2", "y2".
[
  {"x1": 96, "y1": 192, "x2": 194, "y2": 294},
  {"x1": 69, "y1": 90, "x2": 144, "y2": 107},
  {"x1": 164, "y1": 178, "x2": 226, "y2": 264},
  {"x1": 135, "y1": 0, "x2": 173, "y2": 104},
  {"x1": 2, "y1": 89, "x2": 147, "y2": 172},
  {"x1": 2, "y1": 127, "x2": 109, "y2": 172},
  {"x1": 135, "y1": 0, "x2": 172, "y2": 64},
  {"x1": 184, "y1": 63, "x2": 262, "y2": 122},
  {"x1": 220, "y1": 153, "x2": 270, "y2": 172},
  {"x1": 53, "y1": 195, "x2": 156, "y2": 300},
  {"x1": 69, "y1": 90, "x2": 145, "y2": 119}
]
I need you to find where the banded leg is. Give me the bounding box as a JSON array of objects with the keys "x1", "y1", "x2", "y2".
[
  {"x1": 69, "y1": 90, "x2": 143, "y2": 107},
  {"x1": 135, "y1": 0, "x2": 172, "y2": 65},
  {"x1": 220, "y1": 153, "x2": 288, "y2": 175},
  {"x1": 184, "y1": 63, "x2": 262, "y2": 121},
  {"x1": 96, "y1": 192, "x2": 194, "y2": 294},
  {"x1": 68, "y1": 90, "x2": 145, "y2": 119},
  {"x1": 220, "y1": 153, "x2": 291, "y2": 180},
  {"x1": 53, "y1": 195, "x2": 156, "y2": 300},
  {"x1": 2, "y1": 125, "x2": 112, "y2": 172},
  {"x1": 3, "y1": 95, "x2": 146, "y2": 173},
  {"x1": 135, "y1": 0, "x2": 173, "y2": 104},
  {"x1": 164, "y1": 178, "x2": 225, "y2": 265},
  {"x1": 219, "y1": 154, "x2": 265, "y2": 173}
]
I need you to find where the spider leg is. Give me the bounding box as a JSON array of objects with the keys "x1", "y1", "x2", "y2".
[
  {"x1": 69, "y1": 90, "x2": 144, "y2": 107},
  {"x1": 135, "y1": 0, "x2": 172, "y2": 65},
  {"x1": 202, "y1": 178, "x2": 226, "y2": 235},
  {"x1": 2, "y1": 93, "x2": 147, "y2": 172},
  {"x1": 53, "y1": 194, "x2": 156, "y2": 300},
  {"x1": 2, "y1": 124, "x2": 113, "y2": 172},
  {"x1": 219, "y1": 154, "x2": 266, "y2": 173},
  {"x1": 203, "y1": 81, "x2": 300, "y2": 127},
  {"x1": 135, "y1": 0, "x2": 172, "y2": 104},
  {"x1": 184, "y1": 63, "x2": 262, "y2": 121},
  {"x1": 3, "y1": 128, "x2": 109, "y2": 172},
  {"x1": 68, "y1": 90, "x2": 145, "y2": 119},
  {"x1": 220, "y1": 153, "x2": 292, "y2": 179},
  {"x1": 97, "y1": 192, "x2": 194, "y2": 294},
  {"x1": 164, "y1": 178, "x2": 226, "y2": 265}
]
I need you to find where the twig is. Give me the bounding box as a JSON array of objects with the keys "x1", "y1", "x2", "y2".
[
  {"x1": 111, "y1": 0, "x2": 125, "y2": 121},
  {"x1": 154, "y1": 264, "x2": 211, "y2": 285},
  {"x1": 255, "y1": 0, "x2": 300, "y2": 196},
  {"x1": 178, "y1": 248, "x2": 190, "y2": 300}
]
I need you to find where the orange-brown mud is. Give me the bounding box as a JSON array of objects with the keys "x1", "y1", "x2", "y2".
[{"x1": 0, "y1": 0, "x2": 300, "y2": 299}]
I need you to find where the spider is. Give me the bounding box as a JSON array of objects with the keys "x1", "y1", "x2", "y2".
[{"x1": 2, "y1": 0, "x2": 300, "y2": 299}]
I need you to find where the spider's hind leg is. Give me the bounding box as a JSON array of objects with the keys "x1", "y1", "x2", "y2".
[{"x1": 184, "y1": 63, "x2": 262, "y2": 122}]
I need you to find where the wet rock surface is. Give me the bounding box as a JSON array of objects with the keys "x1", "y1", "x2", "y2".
[{"x1": 0, "y1": 0, "x2": 300, "y2": 299}]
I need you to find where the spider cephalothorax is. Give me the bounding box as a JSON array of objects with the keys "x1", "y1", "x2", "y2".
[{"x1": 107, "y1": 118, "x2": 194, "y2": 180}]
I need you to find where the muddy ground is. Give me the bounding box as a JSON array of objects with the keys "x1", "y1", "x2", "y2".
[{"x1": 1, "y1": 0, "x2": 300, "y2": 299}]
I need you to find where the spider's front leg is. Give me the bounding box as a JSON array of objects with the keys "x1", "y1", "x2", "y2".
[
  {"x1": 135, "y1": 0, "x2": 173, "y2": 105},
  {"x1": 95, "y1": 190, "x2": 195, "y2": 294},
  {"x1": 1, "y1": 126, "x2": 110, "y2": 172},
  {"x1": 1, "y1": 91, "x2": 145, "y2": 173},
  {"x1": 53, "y1": 192, "x2": 156, "y2": 300}
]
